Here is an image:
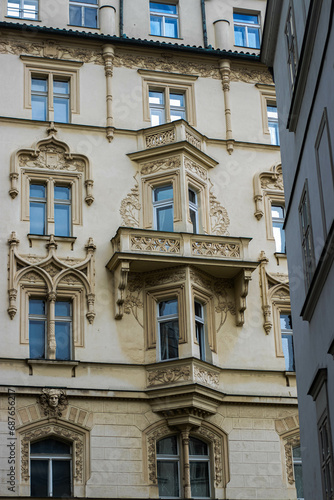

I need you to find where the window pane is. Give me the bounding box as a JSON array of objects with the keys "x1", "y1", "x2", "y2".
[
  {"x1": 160, "y1": 319, "x2": 179, "y2": 360},
  {"x1": 269, "y1": 122, "x2": 280, "y2": 145},
  {"x1": 53, "y1": 460, "x2": 71, "y2": 497},
  {"x1": 29, "y1": 320, "x2": 45, "y2": 359},
  {"x1": 157, "y1": 461, "x2": 179, "y2": 498},
  {"x1": 280, "y1": 314, "x2": 292, "y2": 330},
  {"x1": 150, "y1": 3, "x2": 177, "y2": 15},
  {"x1": 165, "y1": 17, "x2": 178, "y2": 37},
  {"x1": 293, "y1": 446, "x2": 301, "y2": 459},
  {"x1": 247, "y1": 27, "x2": 260, "y2": 48},
  {"x1": 69, "y1": 5, "x2": 82, "y2": 25},
  {"x1": 31, "y1": 438, "x2": 71, "y2": 455},
  {"x1": 189, "y1": 437, "x2": 208, "y2": 456},
  {"x1": 233, "y1": 13, "x2": 258, "y2": 24},
  {"x1": 55, "y1": 301, "x2": 71, "y2": 317},
  {"x1": 294, "y1": 463, "x2": 304, "y2": 498},
  {"x1": 234, "y1": 25, "x2": 246, "y2": 46},
  {"x1": 55, "y1": 321, "x2": 71, "y2": 360},
  {"x1": 30, "y1": 202, "x2": 46, "y2": 235},
  {"x1": 149, "y1": 90, "x2": 164, "y2": 105},
  {"x1": 154, "y1": 185, "x2": 173, "y2": 201},
  {"x1": 170, "y1": 94, "x2": 184, "y2": 107},
  {"x1": 53, "y1": 81, "x2": 69, "y2": 95},
  {"x1": 194, "y1": 301, "x2": 203, "y2": 318},
  {"x1": 31, "y1": 78, "x2": 47, "y2": 93},
  {"x1": 190, "y1": 462, "x2": 210, "y2": 498},
  {"x1": 272, "y1": 205, "x2": 284, "y2": 218},
  {"x1": 29, "y1": 299, "x2": 45, "y2": 316},
  {"x1": 30, "y1": 460, "x2": 48, "y2": 497},
  {"x1": 54, "y1": 97, "x2": 69, "y2": 123},
  {"x1": 54, "y1": 204, "x2": 70, "y2": 236},
  {"x1": 84, "y1": 7, "x2": 98, "y2": 28},
  {"x1": 24, "y1": 0, "x2": 38, "y2": 19},
  {"x1": 157, "y1": 205, "x2": 173, "y2": 231},
  {"x1": 31, "y1": 95, "x2": 47, "y2": 121},
  {"x1": 54, "y1": 186, "x2": 70, "y2": 200},
  {"x1": 159, "y1": 299, "x2": 178, "y2": 316},
  {"x1": 157, "y1": 436, "x2": 178, "y2": 455},
  {"x1": 150, "y1": 108, "x2": 165, "y2": 126},
  {"x1": 30, "y1": 184, "x2": 46, "y2": 199},
  {"x1": 7, "y1": 1, "x2": 20, "y2": 17},
  {"x1": 150, "y1": 15, "x2": 163, "y2": 35},
  {"x1": 190, "y1": 208, "x2": 197, "y2": 233},
  {"x1": 189, "y1": 189, "x2": 196, "y2": 204},
  {"x1": 273, "y1": 223, "x2": 285, "y2": 252},
  {"x1": 170, "y1": 110, "x2": 185, "y2": 121},
  {"x1": 282, "y1": 334, "x2": 294, "y2": 371}
]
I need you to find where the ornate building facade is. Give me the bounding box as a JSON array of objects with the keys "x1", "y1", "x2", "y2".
[{"x1": 0, "y1": 0, "x2": 302, "y2": 499}]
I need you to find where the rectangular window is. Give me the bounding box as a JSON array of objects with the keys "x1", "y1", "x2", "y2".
[
  {"x1": 30, "y1": 184, "x2": 46, "y2": 235},
  {"x1": 29, "y1": 299, "x2": 46, "y2": 359},
  {"x1": 319, "y1": 415, "x2": 334, "y2": 500},
  {"x1": 292, "y1": 446, "x2": 304, "y2": 500},
  {"x1": 7, "y1": 0, "x2": 38, "y2": 19},
  {"x1": 267, "y1": 104, "x2": 280, "y2": 145},
  {"x1": 271, "y1": 204, "x2": 285, "y2": 253},
  {"x1": 150, "y1": 2, "x2": 178, "y2": 38},
  {"x1": 153, "y1": 185, "x2": 174, "y2": 231},
  {"x1": 158, "y1": 299, "x2": 179, "y2": 360},
  {"x1": 285, "y1": 5, "x2": 298, "y2": 88},
  {"x1": 54, "y1": 186, "x2": 71, "y2": 237},
  {"x1": 194, "y1": 301, "x2": 205, "y2": 360},
  {"x1": 189, "y1": 188, "x2": 199, "y2": 234},
  {"x1": 299, "y1": 183, "x2": 315, "y2": 288},
  {"x1": 280, "y1": 313, "x2": 294, "y2": 371},
  {"x1": 149, "y1": 89, "x2": 186, "y2": 126},
  {"x1": 55, "y1": 301, "x2": 72, "y2": 360},
  {"x1": 233, "y1": 12, "x2": 260, "y2": 49},
  {"x1": 69, "y1": 0, "x2": 98, "y2": 28},
  {"x1": 31, "y1": 76, "x2": 70, "y2": 123}
]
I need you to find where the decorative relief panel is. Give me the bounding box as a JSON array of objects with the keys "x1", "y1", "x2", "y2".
[
  {"x1": 193, "y1": 366, "x2": 219, "y2": 388},
  {"x1": 140, "y1": 155, "x2": 181, "y2": 175},
  {"x1": 284, "y1": 434, "x2": 301, "y2": 485},
  {"x1": 209, "y1": 184, "x2": 230, "y2": 235},
  {"x1": 253, "y1": 163, "x2": 283, "y2": 220},
  {"x1": 184, "y1": 157, "x2": 208, "y2": 180},
  {"x1": 230, "y1": 65, "x2": 273, "y2": 85},
  {"x1": 120, "y1": 175, "x2": 140, "y2": 227},
  {"x1": 192, "y1": 241, "x2": 239, "y2": 257},
  {"x1": 147, "y1": 366, "x2": 191, "y2": 386},
  {"x1": 145, "y1": 129, "x2": 175, "y2": 148},
  {"x1": 38, "y1": 388, "x2": 68, "y2": 418},
  {"x1": 131, "y1": 235, "x2": 180, "y2": 253}
]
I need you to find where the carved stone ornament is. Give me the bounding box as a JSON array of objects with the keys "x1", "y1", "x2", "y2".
[
  {"x1": 21, "y1": 424, "x2": 84, "y2": 483},
  {"x1": 193, "y1": 366, "x2": 219, "y2": 388},
  {"x1": 147, "y1": 424, "x2": 172, "y2": 484},
  {"x1": 147, "y1": 366, "x2": 191, "y2": 386},
  {"x1": 197, "y1": 426, "x2": 223, "y2": 487},
  {"x1": 145, "y1": 128, "x2": 175, "y2": 148},
  {"x1": 7, "y1": 232, "x2": 96, "y2": 324},
  {"x1": 140, "y1": 155, "x2": 181, "y2": 175},
  {"x1": 38, "y1": 388, "x2": 68, "y2": 418},
  {"x1": 230, "y1": 65, "x2": 273, "y2": 85},
  {"x1": 10, "y1": 131, "x2": 94, "y2": 205},
  {"x1": 184, "y1": 157, "x2": 208, "y2": 180},
  {"x1": 284, "y1": 435, "x2": 301, "y2": 485},
  {"x1": 209, "y1": 183, "x2": 230, "y2": 235},
  {"x1": 253, "y1": 163, "x2": 283, "y2": 220},
  {"x1": 120, "y1": 174, "x2": 141, "y2": 227}
]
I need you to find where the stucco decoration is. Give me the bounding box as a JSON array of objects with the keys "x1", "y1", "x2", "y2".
[
  {"x1": 38, "y1": 388, "x2": 68, "y2": 418},
  {"x1": 147, "y1": 424, "x2": 172, "y2": 484},
  {"x1": 7, "y1": 232, "x2": 96, "y2": 324},
  {"x1": 193, "y1": 366, "x2": 219, "y2": 388},
  {"x1": 140, "y1": 155, "x2": 181, "y2": 175},
  {"x1": 124, "y1": 273, "x2": 144, "y2": 328},
  {"x1": 209, "y1": 183, "x2": 230, "y2": 235},
  {"x1": 147, "y1": 366, "x2": 191, "y2": 386},
  {"x1": 275, "y1": 414, "x2": 300, "y2": 486},
  {"x1": 184, "y1": 157, "x2": 208, "y2": 180},
  {"x1": 230, "y1": 65, "x2": 273, "y2": 85},
  {"x1": 284, "y1": 434, "x2": 301, "y2": 485},
  {"x1": 120, "y1": 175, "x2": 141, "y2": 227},
  {"x1": 197, "y1": 426, "x2": 223, "y2": 487},
  {"x1": 145, "y1": 128, "x2": 175, "y2": 148},
  {"x1": 253, "y1": 163, "x2": 283, "y2": 220},
  {"x1": 10, "y1": 131, "x2": 94, "y2": 205}
]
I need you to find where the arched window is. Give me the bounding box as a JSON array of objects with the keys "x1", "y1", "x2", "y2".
[
  {"x1": 30, "y1": 438, "x2": 72, "y2": 497},
  {"x1": 156, "y1": 435, "x2": 211, "y2": 498}
]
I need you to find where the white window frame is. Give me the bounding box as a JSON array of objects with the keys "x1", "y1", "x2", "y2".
[
  {"x1": 189, "y1": 188, "x2": 199, "y2": 234},
  {"x1": 7, "y1": 0, "x2": 39, "y2": 20},
  {"x1": 149, "y1": 1, "x2": 179, "y2": 38},
  {"x1": 153, "y1": 184, "x2": 174, "y2": 231},
  {"x1": 233, "y1": 11, "x2": 261, "y2": 49},
  {"x1": 280, "y1": 312, "x2": 294, "y2": 372},
  {"x1": 267, "y1": 103, "x2": 280, "y2": 146},
  {"x1": 271, "y1": 203, "x2": 285, "y2": 253},
  {"x1": 194, "y1": 301, "x2": 205, "y2": 361},
  {"x1": 69, "y1": 0, "x2": 99, "y2": 28}
]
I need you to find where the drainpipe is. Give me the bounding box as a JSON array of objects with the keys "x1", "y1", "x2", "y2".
[
  {"x1": 200, "y1": 0, "x2": 208, "y2": 48},
  {"x1": 120, "y1": 0, "x2": 124, "y2": 37},
  {"x1": 219, "y1": 59, "x2": 234, "y2": 154},
  {"x1": 102, "y1": 44, "x2": 115, "y2": 142}
]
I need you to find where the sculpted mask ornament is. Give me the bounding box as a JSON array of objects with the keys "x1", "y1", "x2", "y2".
[{"x1": 38, "y1": 388, "x2": 68, "y2": 417}]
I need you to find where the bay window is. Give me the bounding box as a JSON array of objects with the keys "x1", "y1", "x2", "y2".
[
  {"x1": 158, "y1": 299, "x2": 179, "y2": 360},
  {"x1": 153, "y1": 185, "x2": 174, "y2": 231}
]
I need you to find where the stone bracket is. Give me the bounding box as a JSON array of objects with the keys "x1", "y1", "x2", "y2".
[
  {"x1": 234, "y1": 268, "x2": 253, "y2": 326},
  {"x1": 114, "y1": 260, "x2": 130, "y2": 319}
]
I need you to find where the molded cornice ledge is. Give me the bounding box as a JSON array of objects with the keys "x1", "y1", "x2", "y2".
[{"x1": 260, "y1": 0, "x2": 283, "y2": 67}]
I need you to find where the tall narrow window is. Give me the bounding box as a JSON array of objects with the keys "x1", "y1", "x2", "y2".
[
  {"x1": 30, "y1": 438, "x2": 72, "y2": 497},
  {"x1": 158, "y1": 299, "x2": 179, "y2": 360},
  {"x1": 149, "y1": 89, "x2": 186, "y2": 126},
  {"x1": 299, "y1": 184, "x2": 315, "y2": 288},
  {"x1": 271, "y1": 204, "x2": 285, "y2": 253},
  {"x1": 280, "y1": 313, "x2": 294, "y2": 371},
  {"x1": 53, "y1": 80, "x2": 70, "y2": 124},
  {"x1": 149, "y1": 90, "x2": 165, "y2": 126},
  {"x1": 69, "y1": 0, "x2": 98, "y2": 28},
  {"x1": 7, "y1": 0, "x2": 38, "y2": 19},
  {"x1": 31, "y1": 78, "x2": 48, "y2": 121},
  {"x1": 153, "y1": 185, "x2": 174, "y2": 231},
  {"x1": 156, "y1": 436, "x2": 180, "y2": 498},
  {"x1": 285, "y1": 6, "x2": 298, "y2": 88},
  {"x1": 55, "y1": 301, "x2": 72, "y2": 361},
  {"x1": 233, "y1": 12, "x2": 260, "y2": 49},
  {"x1": 189, "y1": 437, "x2": 210, "y2": 499},
  {"x1": 29, "y1": 299, "x2": 46, "y2": 359},
  {"x1": 267, "y1": 104, "x2": 280, "y2": 145},
  {"x1": 170, "y1": 93, "x2": 186, "y2": 121},
  {"x1": 31, "y1": 76, "x2": 70, "y2": 123},
  {"x1": 150, "y1": 2, "x2": 178, "y2": 38},
  {"x1": 319, "y1": 416, "x2": 334, "y2": 500},
  {"x1": 54, "y1": 186, "x2": 71, "y2": 237},
  {"x1": 30, "y1": 184, "x2": 46, "y2": 235},
  {"x1": 189, "y1": 188, "x2": 199, "y2": 233},
  {"x1": 292, "y1": 445, "x2": 304, "y2": 500},
  {"x1": 195, "y1": 301, "x2": 205, "y2": 360}
]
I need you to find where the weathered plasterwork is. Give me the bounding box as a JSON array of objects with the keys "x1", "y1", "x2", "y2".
[{"x1": 253, "y1": 163, "x2": 283, "y2": 220}]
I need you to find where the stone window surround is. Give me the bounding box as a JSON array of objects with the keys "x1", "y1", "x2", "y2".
[
  {"x1": 256, "y1": 83, "x2": 278, "y2": 139},
  {"x1": 21, "y1": 55, "x2": 82, "y2": 120},
  {"x1": 139, "y1": 69, "x2": 197, "y2": 127},
  {"x1": 192, "y1": 285, "x2": 216, "y2": 354}
]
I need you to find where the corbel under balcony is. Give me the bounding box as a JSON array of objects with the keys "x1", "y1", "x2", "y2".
[{"x1": 107, "y1": 227, "x2": 258, "y2": 323}]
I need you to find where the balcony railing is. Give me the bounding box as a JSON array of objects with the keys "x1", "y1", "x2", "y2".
[{"x1": 137, "y1": 120, "x2": 205, "y2": 152}]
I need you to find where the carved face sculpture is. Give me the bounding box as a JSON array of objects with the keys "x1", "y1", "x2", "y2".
[{"x1": 48, "y1": 391, "x2": 59, "y2": 408}]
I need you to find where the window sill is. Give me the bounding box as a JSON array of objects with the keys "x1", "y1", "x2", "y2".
[
  {"x1": 26, "y1": 359, "x2": 79, "y2": 376},
  {"x1": 234, "y1": 44, "x2": 260, "y2": 51},
  {"x1": 149, "y1": 34, "x2": 183, "y2": 40},
  {"x1": 285, "y1": 371, "x2": 296, "y2": 387},
  {"x1": 274, "y1": 252, "x2": 287, "y2": 265},
  {"x1": 5, "y1": 16, "x2": 42, "y2": 21},
  {"x1": 67, "y1": 24, "x2": 99, "y2": 30},
  {"x1": 28, "y1": 234, "x2": 76, "y2": 250}
]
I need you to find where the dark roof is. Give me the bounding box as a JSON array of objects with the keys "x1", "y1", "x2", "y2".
[{"x1": 0, "y1": 21, "x2": 261, "y2": 61}]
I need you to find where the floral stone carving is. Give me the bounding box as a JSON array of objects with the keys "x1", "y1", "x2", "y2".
[
  {"x1": 120, "y1": 175, "x2": 141, "y2": 227},
  {"x1": 147, "y1": 366, "x2": 191, "y2": 386}
]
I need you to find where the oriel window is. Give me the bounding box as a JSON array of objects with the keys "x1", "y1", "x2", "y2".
[{"x1": 158, "y1": 299, "x2": 179, "y2": 360}]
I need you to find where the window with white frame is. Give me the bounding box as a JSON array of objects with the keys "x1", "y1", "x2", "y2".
[
  {"x1": 157, "y1": 299, "x2": 179, "y2": 360},
  {"x1": 150, "y1": 2, "x2": 178, "y2": 38},
  {"x1": 189, "y1": 188, "x2": 199, "y2": 234},
  {"x1": 7, "y1": 0, "x2": 38, "y2": 19},
  {"x1": 29, "y1": 183, "x2": 72, "y2": 237},
  {"x1": 29, "y1": 298, "x2": 72, "y2": 360},
  {"x1": 292, "y1": 445, "x2": 304, "y2": 500},
  {"x1": 233, "y1": 12, "x2": 260, "y2": 49},
  {"x1": 153, "y1": 184, "x2": 174, "y2": 231},
  {"x1": 194, "y1": 301, "x2": 205, "y2": 361},
  {"x1": 299, "y1": 182, "x2": 315, "y2": 288},
  {"x1": 271, "y1": 204, "x2": 285, "y2": 253},
  {"x1": 69, "y1": 0, "x2": 98, "y2": 28},
  {"x1": 30, "y1": 438, "x2": 72, "y2": 497},
  {"x1": 267, "y1": 104, "x2": 280, "y2": 145},
  {"x1": 280, "y1": 313, "x2": 294, "y2": 371},
  {"x1": 31, "y1": 77, "x2": 70, "y2": 123},
  {"x1": 285, "y1": 5, "x2": 298, "y2": 89},
  {"x1": 156, "y1": 435, "x2": 211, "y2": 498},
  {"x1": 149, "y1": 89, "x2": 186, "y2": 126}
]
